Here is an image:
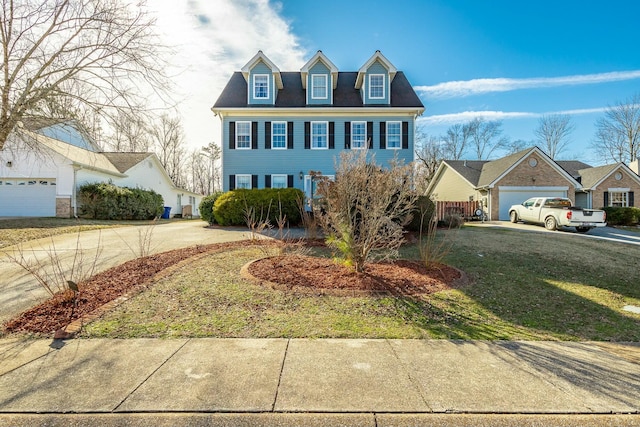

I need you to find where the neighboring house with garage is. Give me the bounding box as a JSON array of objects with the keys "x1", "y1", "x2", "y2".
[
  {"x1": 0, "y1": 121, "x2": 200, "y2": 218},
  {"x1": 426, "y1": 146, "x2": 640, "y2": 221},
  {"x1": 211, "y1": 50, "x2": 424, "y2": 201}
]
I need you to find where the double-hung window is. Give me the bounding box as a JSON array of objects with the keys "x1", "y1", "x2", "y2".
[
  {"x1": 236, "y1": 121, "x2": 251, "y2": 149},
  {"x1": 236, "y1": 174, "x2": 252, "y2": 189},
  {"x1": 609, "y1": 190, "x2": 629, "y2": 207},
  {"x1": 253, "y1": 74, "x2": 269, "y2": 99},
  {"x1": 351, "y1": 121, "x2": 367, "y2": 149},
  {"x1": 272, "y1": 122, "x2": 287, "y2": 149},
  {"x1": 386, "y1": 121, "x2": 401, "y2": 149},
  {"x1": 271, "y1": 174, "x2": 287, "y2": 189},
  {"x1": 369, "y1": 74, "x2": 385, "y2": 99},
  {"x1": 312, "y1": 74, "x2": 327, "y2": 99},
  {"x1": 311, "y1": 121, "x2": 328, "y2": 149}
]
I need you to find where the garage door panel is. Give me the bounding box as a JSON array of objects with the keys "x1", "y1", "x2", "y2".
[
  {"x1": 498, "y1": 187, "x2": 567, "y2": 220},
  {"x1": 0, "y1": 179, "x2": 56, "y2": 217}
]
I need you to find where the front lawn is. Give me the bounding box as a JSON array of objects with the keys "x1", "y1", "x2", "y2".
[{"x1": 82, "y1": 226, "x2": 640, "y2": 341}]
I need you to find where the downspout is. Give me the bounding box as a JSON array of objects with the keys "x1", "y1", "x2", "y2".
[{"x1": 72, "y1": 165, "x2": 82, "y2": 217}]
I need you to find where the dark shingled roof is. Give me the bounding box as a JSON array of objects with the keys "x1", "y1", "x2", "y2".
[
  {"x1": 443, "y1": 160, "x2": 487, "y2": 186},
  {"x1": 556, "y1": 160, "x2": 593, "y2": 180},
  {"x1": 212, "y1": 71, "x2": 424, "y2": 109},
  {"x1": 101, "y1": 152, "x2": 153, "y2": 173}
]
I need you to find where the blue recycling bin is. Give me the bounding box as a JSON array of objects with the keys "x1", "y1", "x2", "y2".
[{"x1": 161, "y1": 206, "x2": 171, "y2": 219}]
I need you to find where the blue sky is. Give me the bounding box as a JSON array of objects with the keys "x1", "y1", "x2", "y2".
[{"x1": 152, "y1": 0, "x2": 640, "y2": 165}]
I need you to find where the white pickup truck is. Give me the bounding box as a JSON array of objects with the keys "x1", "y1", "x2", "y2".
[{"x1": 508, "y1": 197, "x2": 607, "y2": 232}]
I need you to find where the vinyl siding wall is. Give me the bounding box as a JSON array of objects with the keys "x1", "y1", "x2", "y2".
[
  {"x1": 306, "y1": 62, "x2": 332, "y2": 105},
  {"x1": 248, "y1": 61, "x2": 276, "y2": 105},
  {"x1": 222, "y1": 114, "x2": 415, "y2": 191},
  {"x1": 362, "y1": 61, "x2": 390, "y2": 105}
]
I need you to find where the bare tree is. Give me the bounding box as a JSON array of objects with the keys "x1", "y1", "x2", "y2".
[
  {"x1": 151, "y1": 114, "x2": 186, "y2": 186},
  {"x1": 501, "y1": 138, "x2": 532, "y2": 155},
  {"x1": 441, "y1": 123, "x2": 471, "y2": 160},
  {"x1": 0, "y1": 0, "x2": 171, "y2": 151},
  {"x1": 414, "y1": 128, "x2": 444, "y2": 192},
  {"x1": 534, "y1": 114, "x2": 574, "y2": 159},
  {"x1": 467, "y1": 117, "x2": 506, "y2": 160},
  {"x1": 106, "y1": 110, "x2": 152, "y2": 152},
  {"x1": 315, "y1": 151, "x2": 417, "y2": 273},
  {"x1": 201, "y1": 142, "x2": 221, "y2": 194},
  {"x1": 592, "y1": 93, "x2": 640, "y2": 164}
]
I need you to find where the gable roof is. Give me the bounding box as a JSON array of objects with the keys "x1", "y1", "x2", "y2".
[
  {"x1": 300, "y1": 50, "x2": 339, "y2": 89},
  {"x1": 101, "y1": 152, "x2": 153, "y2": 173},
  {"x1": 578, "y1": 162, "x2": 640, "y2": 189},
  {"x1": 212, "y1": 71, "x2": 424, "y2": 110},
  {"x1": 240, "y1": 50, "x2": 283, "y2": 90},
  {"x1": 441, "y1": 160, "x2": 487, "y2": 186},
  {"x1": 556, "y1": 160, "x2": 593, "y2": 179},
  {"x1": 355, "y1": 50, "x2": 398, "y2": 89}
]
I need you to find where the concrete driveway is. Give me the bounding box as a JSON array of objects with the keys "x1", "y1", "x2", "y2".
[
  {"x1": 0, "y1": 221, "x2": 250, "y2": 325},
  {"x1": 467, "y1": 221, "x2": 640, "y2": 246}
]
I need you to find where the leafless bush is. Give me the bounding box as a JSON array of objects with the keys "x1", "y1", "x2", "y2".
[
  {"x1": 419, "y1": 209, "x2": 460, "y2": 270},
  {"x1": 7, "y1": 228, "x2": 103, "y2": 297},
  {"x1": 297, "y1": 195, "x2": 319, "y2": 239},
  {"x1": 315, "y1": 151, "x2": 417, "y2": 272},
  {"x1": 244, "y1": 202, "x2": 272, "y2": 242},
  {"x1": 115, "y1": 219, "x2": 158, "y2": 265}
]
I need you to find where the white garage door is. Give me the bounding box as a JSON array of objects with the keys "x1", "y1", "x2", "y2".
[
  {"x1": 0, "y1": 179, "x2": 57, "y2": 217},
  {"x1": 498, "y1": 186, "x2": 567, "y2": 220}
]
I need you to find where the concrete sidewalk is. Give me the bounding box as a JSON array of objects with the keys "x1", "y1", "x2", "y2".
[{"x1": 0, "y1": 338, "x2": 638, "y2": 426}]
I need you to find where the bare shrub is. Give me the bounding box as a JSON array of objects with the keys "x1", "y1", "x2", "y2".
[
  {"x1": 297, "y1": 195, "x2": 319, "y2": 239},
  {"x1": 419, "y1": 210, "x2": 460, "y2": 270},
  {"x1": 314, "y1": 151, "x2": 417, "y2": 272},
  {"x1": 7, "y1": 228, "x2": 103, "y2": 297},
  {"x1": 244, "y1": 202, "x2": 272, "y2": 242}
]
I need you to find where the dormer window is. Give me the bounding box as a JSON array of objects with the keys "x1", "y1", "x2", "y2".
[
  {"x1": 369, "y1": 74, "x2": 385, "y2": 99},
  {"x1": 253, "y1": 74, "x2": 269, "y2": 99},
  {"x1": 312, "y1": 75, "x2": 328, "y2": 99}
]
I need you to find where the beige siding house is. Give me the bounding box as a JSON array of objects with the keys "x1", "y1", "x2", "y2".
[{"x1": 426, "y1": 147, "x2": 640, "y2": 221}]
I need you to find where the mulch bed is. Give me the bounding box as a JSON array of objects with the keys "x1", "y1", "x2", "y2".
[
  {"x1": 2, "y1": 242, "x2": 248, "y2": 335},
  {"x1": 3, "y1": 238, "x2": 467, "y2": 336},
  {"x1": 246, "y1": 255, "x2": 466, "y2": 296}
]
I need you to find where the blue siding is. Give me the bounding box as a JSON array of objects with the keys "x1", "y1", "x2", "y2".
[
  {"x1": 363, "y1": 61, "x2": 390, "y2": 105},
  {"x1": 307, "y1": 62, "x2": 331, "y2": 105},
  {"x1": 222, "y1": 115, "x2": 415, "y2": 191},
  {"x1": 249, "y1": 62, "x2": 275, "y2": 105}
]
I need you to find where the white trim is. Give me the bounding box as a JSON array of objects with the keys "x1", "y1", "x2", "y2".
[
  {"x1": 607, "y1": 187, "x2": 630, "y2": 192},
  {"x1": 386, "y1": 121, "x2": 401, "y2": 149},
  {"x1": 236, "y1": 174, "x2": 252, "y2": 189},
  {"x1": 271, "y1": 121, "x2": 287, "y2": 150},
  {"x1": 271, "y1": 174, "x2": 288, "y2": 188},
  {"x1": 311, "y1": 74, "x2": 328, "y2": 99},
  {"x1": 253, "y1": 74, "x2": 269, "y2": 99},
  {"x1": 212, "y1": 106, "x2": 425, "y2": 117},
  {"x1": 311, "y1": 121, "x2": 328, "y2": 150},
  {"x1": 235, "y1": 121, "x2": 252, "y2": 150},
  {"x1": 351, "y1": 121, "x2": 367, "y2": 149},
  {"x1": 368, "y1": 74, "x2": 385, "y2": 99}
]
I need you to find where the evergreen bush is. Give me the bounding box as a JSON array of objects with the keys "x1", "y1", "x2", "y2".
[
  {"x1": 213, "y1": 188, "x2": 304, "y2": 226},
  {"x1": 78, "y1": 182, "x2": 163, "y2": 220}
]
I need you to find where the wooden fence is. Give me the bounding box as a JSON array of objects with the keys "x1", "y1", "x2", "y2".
[{"x1": 435, "y1": 200, "x2": 482, "y2": 221}]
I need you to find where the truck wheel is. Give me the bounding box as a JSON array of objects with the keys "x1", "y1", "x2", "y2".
[
  {"x1": 509, "y1": 211, "x2": 518, "y2": 223},
  {"x1": 544, "y1": 216, "x2": 557, "y2": 231},
  {"x1": 576, "y1": 227, "x2": 591, "y2": 233}
]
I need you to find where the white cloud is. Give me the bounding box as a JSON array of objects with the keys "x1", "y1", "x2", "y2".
[
  {"x1": 419, "y1": 107, "x2": 608, "y2": 126},
  {"x1": 419, "y1": 111, "x2": 537, "y2": 125},
  {"x1": 415, "y1": 70, "x2": 640, "y2": 99},
  {"x1": 149, "y1": 0, "x2": 307, "y2": 148}
]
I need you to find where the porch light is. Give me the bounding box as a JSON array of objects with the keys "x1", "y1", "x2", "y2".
[{"x1": 299, "y1": 171, "x2": 304, "y2": 180}]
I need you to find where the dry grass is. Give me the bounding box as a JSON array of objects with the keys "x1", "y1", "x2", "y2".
[{"x1": 0, "y1": 218, "x2": 146, "y2": 249}]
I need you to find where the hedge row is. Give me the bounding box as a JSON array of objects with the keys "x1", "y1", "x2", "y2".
[
  {"x1": 78, "y1": 182, "x2": 164, "y2": 220},
  {"x1": 602, "y1": 206, "x2": 640, "y2": 226},
  {"x1": 213, "y1": 188, "x2": 304, "y2": 226}
]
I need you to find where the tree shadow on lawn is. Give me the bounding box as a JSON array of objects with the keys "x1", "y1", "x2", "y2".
[{"x1": 394, "y1": 227, "x2": 640, "y2": 341}]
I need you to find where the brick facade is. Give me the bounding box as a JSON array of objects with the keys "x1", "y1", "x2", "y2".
[
  {"x1": 56, "y1": 197, "x2": 72, "y2": 218},
  {"x1": 591, "y1": 168, "x2": 640, "y2": 209}
]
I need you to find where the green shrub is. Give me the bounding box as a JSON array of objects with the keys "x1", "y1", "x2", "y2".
[
  {"x1": 78, "y1": 182, "x2": 163, "y2": 220},
  {"x1": 213, "y1": 188, "x2": 304, "y2": 226},
  {"x1": 602, "y1": 206, "x2": 640, "y2": 226},
  {"x1": 199, "y1": 192, "x2": 223, "y2": 225}
]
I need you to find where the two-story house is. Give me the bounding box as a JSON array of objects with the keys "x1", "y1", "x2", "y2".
[{"x1": 211, "y1": 50, "x2": 425, "y2": 201}]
